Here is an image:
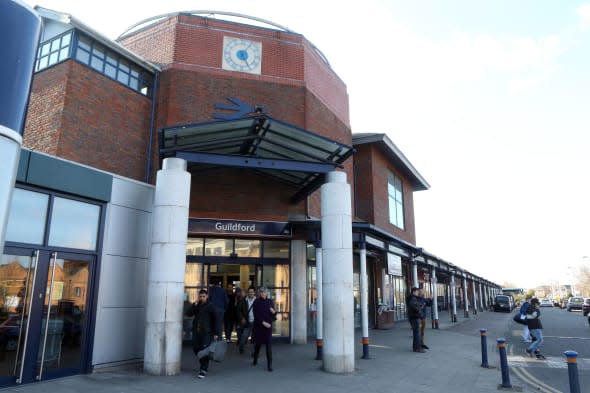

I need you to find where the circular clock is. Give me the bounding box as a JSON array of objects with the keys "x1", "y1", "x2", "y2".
[{"x1": 223, "y1": 38, "x2": 262, "y2": 73}]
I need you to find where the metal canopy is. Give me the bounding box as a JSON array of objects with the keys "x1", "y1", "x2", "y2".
[{"x1": 159, "y1": 115, "x2": 354, "y2": 203}]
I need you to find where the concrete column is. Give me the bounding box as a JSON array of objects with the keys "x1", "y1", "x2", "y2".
[
  {"x1": 0, "y1": 2, "x2": 41, "y2": 254},
  {"x1": 472, "y1": 280, "x2": 478, "y2": 315},
  {"x1": 412, "y1": 261, "x2": 419, "y2": 288},
  {"x1": 431, "y1": 268, "x2": 439, "y2": 329},
  {"x1": 291, "y1": 239, "x2": 307, "y2": 344},
  {"x1": 478, "y1": 283, "x2": 484, "y2": 312},
  {"x1": 359, "y1": 242, "x2": 369, "y2": 358},
  {"x1": 450, "y1": 274, "x2": 457, "y2": 322},
  {"x1": 463, "y1": 277, "x2": 469, "y2": 318},
  {"x1": 144, "y1": 158, "x2": 191, "y2": 376},
  {"x1": 321, "y1": 171, "x2": 353, "y2": 373},
  {"x1": 315, "y1": 244, "x2": 323, "y2": 360}
]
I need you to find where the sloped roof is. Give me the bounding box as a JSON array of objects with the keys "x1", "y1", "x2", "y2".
[{"x1": 353, "y1": 133, "x2": 429, "y2": 191}]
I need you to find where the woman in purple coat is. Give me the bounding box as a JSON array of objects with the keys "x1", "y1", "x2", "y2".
[{"x1": 251, "y1": 286, "x2": 276, "y2": 371}]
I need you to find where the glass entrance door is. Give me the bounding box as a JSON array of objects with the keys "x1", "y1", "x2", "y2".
[{"x1": 0, "y1": 247, "x2": 93, "y2": 387}]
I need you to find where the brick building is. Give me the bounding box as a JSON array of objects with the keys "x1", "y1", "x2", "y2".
[{"x1": 0, "y1": 6, "x2": 500, "y2": 386}]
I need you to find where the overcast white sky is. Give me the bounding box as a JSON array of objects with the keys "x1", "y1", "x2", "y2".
[{"x1": 23, "y1": 0, "x2": 590, "y2": 289}]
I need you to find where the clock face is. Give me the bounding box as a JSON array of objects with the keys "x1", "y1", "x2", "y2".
[{"x1": 222, "y1": 37, "x2": 262, "y2": 74}]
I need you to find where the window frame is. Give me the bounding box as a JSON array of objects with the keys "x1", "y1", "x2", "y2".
[{"x1": 387, "y1": 171, "x2": 405, "y2": 230}]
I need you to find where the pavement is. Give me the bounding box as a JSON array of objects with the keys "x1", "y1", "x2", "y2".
[{"x1": 2, "y1": 311, "x2": 544, "y2": 393}]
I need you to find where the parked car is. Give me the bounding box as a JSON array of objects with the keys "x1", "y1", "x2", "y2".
[
  {"x1": 566, "y1": 297, "x2": 584, "y2": 312},
  {"x1": 540, "y1": 298, "x2": 553, "y2": 307},
  {"x1": 493, "y1": 295, "x2": 513, "y2": 312},
  {"x1": 582, "y1": 298, "x2": 590, "y2": 316}
]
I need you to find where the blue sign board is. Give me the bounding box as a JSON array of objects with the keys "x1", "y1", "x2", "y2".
[{"x1": 189, "y1": 218, "x2": 291, "y2": 237}]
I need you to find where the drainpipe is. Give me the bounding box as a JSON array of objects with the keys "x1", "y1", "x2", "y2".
[{"x1": 145, "y1": 70, "x2": 160, "y2": 183}]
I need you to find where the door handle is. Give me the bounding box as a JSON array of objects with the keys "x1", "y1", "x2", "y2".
[
  {"x1": 36, "y1": 251, "x2": 58, "y2": 381},
  {"x1": 15, "y1": 250, "x2": 40, "y2": 384}
]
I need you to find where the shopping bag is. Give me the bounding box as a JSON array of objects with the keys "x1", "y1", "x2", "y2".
[
  {"x1": 210, "y1": 339, "x2": 227, "y2": 362},
  {"x1": 512, "y1": 312, "x2": 526, "y2": 325}
]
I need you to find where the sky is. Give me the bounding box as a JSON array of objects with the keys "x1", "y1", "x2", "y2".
[{"x1": 22, "y1": 0, "x2": 590, "y2": 290}]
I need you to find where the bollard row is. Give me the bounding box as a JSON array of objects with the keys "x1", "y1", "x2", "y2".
[{"x1": 479, "y1": 329, "x2": 583, "y2": 392}]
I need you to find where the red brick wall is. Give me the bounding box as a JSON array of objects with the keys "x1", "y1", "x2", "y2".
[
  {"x1": 188, "y1": 167, "x2": 305, "y2": 220},
  {"x1": 24, "y1": 60, "x2": 152, "y2": 181},
  {"x1": 24, "y1": 64, "x2": 68, "y2": 155},
  {"x1": 353, "y1": 144, "x2": 375, "y2": 223},
  {"x1": 120, "y1": 14, "x2": 348, "y2": 127},
  {"x1": 355, "y1": 144, "x2": 417, "y2": 245}
]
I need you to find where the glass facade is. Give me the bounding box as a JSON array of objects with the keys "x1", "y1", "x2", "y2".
[
  {"x1": 184, "y1": 237, "x2": 290, "y2": 338},
  {"x1": 48, "y1": 197, "x2": 100, "y2": 250},
  {"x1": 6, "y1": 188, "x2": 101, "y2": 251},
  {"x1": 5, "y1": 188, "x2": 49, "y2": 245},
  {"x1": 35, "y1": 29, "x2": 153, "y2": 97}
]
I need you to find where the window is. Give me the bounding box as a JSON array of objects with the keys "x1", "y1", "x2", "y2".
[
  {"x1": 36, "y1": 30, "x2": 154, "y2": 97},
  {"x1": 48, "y1": 197, "x2": 101, "y2": 250},
  {"x1": 387, "y1": 171, "x2": 405, "y2": 229},
  {"x1": 5, "y1": 188, "x2": 49, "y2": 244},
  {"x1": 35, "y1": 30, "x2": 73, "y2": 71}
]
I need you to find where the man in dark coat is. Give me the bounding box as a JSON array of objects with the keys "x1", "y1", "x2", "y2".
[
  {"x1": 251, "y1": 286, "x2": 276, "y2": 371},
  {"x1": 407, "y1": 287, "x2": 425, "y2": 353},
  {"x1": 185, "y1": 289, "x2": 219, "y2": 379}
]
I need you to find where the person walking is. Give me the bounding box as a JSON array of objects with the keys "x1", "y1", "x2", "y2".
[
  {"x1": 519, "y1": 296, "x2": 532, "y2": 342},
  {"x1": 251, "y1": 286, "x2": 277, "y2": 371},
  {"x1": 185, "y1": 289, "x2": 220, "y2": 379},
  {"x1": 237, "y1": 286, "x2": 256, "y2": 355},
  {"x1": 208, "y1": 280, "x2": 228, "y2": 336},
  {"x1": 525, "y1": 298, "x2": 545, "y2": 359},
  {"x1": 407, "y1": 287, "x2": 425, "y2": 353},
  {"x1": 224, "y1": 283, "x2": 238, "y2": 342}
]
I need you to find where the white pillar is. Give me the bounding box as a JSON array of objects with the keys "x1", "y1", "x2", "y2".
[
  {"x1": 450, "y1": 274, "x2": 457, "y2": 322},
  {"x1": 315, "y1": 245, "x2": 323, "y2": 352},
  {"x1": 478, "y1": 283, "x2": 484, "y2": 311},
  {"x1": 412, "y1": 261, "x2": 419, "y2": 288},
  {"x1": 291, "y1": 239, "x2": 307, "y2": 344},
  {"x1": 472, "y1": 280, "x2": 477, "y2": 314},
  {"x1": 462, "y1": 276, "x2": 469, "y2": 317},
  {"x1": 321, "y1": 171, "x2": 353, "y2": 373},
  {"x1": 431, "y1": 268, "x2": 439, "y2": 327},
  {"x1": 144, "y1": 158, "x2": 191, "y2": 376},
  {"x1": 359, "y1": 242, "x2": 369, "y2": 356},
  {"x1": 0, "y1": 129, "x2": 21, "y2": 253}
]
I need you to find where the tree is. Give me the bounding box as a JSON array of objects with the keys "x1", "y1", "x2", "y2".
[{"x1": 575, "y1": 265, "x2": 590, "y2": 297}]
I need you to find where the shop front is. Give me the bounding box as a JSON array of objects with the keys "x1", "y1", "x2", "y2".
[{"x1": 183, "y1": 219, "x2": 292, "y2": 339}]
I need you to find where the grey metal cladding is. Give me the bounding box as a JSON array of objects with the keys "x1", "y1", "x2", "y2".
[{"x1": 25, "y1": 151, "x2": 112, "y2": 201}]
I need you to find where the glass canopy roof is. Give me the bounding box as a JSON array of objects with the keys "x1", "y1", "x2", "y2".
[{"x1": 159, "y1": 115, "x2": 354, "y2": 203}]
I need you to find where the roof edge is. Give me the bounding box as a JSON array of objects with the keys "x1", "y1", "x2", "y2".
[
  {"x1": 34, "y1": 6, "x2": 161, "y2": 74},
  {"x1": 353, "y1": 133, "x2": 430, "y2": 191}
]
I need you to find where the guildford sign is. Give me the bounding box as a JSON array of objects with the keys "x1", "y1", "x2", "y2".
[{"x1": 189, "y1": 218, "x2": 291, "y2": 237}]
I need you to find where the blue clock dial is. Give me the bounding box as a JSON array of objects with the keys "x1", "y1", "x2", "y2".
[{"x1": 223, "y1": 38, "x2": 262, "y2": 73}]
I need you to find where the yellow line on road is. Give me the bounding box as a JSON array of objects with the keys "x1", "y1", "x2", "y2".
[{"x1": 508, "y1": 343, "x2": 563, "y2": 393}]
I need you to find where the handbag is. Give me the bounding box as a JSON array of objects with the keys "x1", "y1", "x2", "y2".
[
  {"x1": 210, "y1": 339, "x2": 227, "y2": 362},
  {"x1": 196, "y1": 339, "x2": 227, "y2": 362},
  {"x1": 512, "y1": 312, "x2": 527, "y2": 325}
]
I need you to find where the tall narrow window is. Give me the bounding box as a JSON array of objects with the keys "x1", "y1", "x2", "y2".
[{"x1": 387, "y1": 171, "x2": 404, "y2": 229}]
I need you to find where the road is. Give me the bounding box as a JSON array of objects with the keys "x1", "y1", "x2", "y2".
[{"x1": 447, "y1": 306, "x2": 590, "y2": 392}]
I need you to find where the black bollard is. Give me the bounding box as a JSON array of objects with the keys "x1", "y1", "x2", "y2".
[
  {"x1": 564, "y1": 351, "x2": 580, "y2": 393},
  {"x1": 480, "y1": 329, "x2": 489, "y2": 368},
  {"x1": 496, "y1": 338, "x2": 512, "y2": 388}
]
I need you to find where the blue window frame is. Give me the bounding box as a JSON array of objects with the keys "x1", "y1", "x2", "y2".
[{"x1": 34, "y1": 29, "x2": 153, "y2": 97}]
